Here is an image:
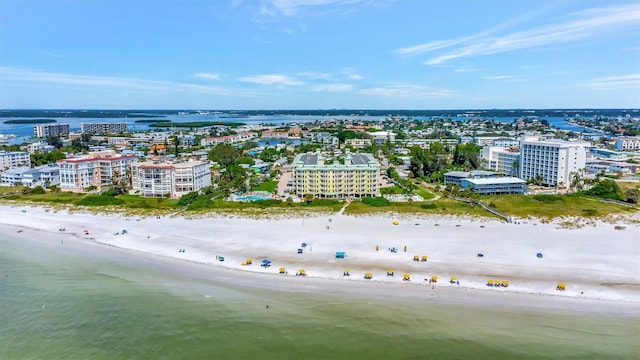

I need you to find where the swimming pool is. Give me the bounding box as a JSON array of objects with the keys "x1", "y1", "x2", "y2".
[{"x1": 229, "y1": 192, "x2": 274, "y2": 202}]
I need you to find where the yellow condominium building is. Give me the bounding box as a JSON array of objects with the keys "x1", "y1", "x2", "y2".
[{"x1": 292, "y1": 151, "x2": 380, "y2": 199}]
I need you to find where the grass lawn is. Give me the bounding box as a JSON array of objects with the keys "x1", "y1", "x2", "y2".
[
  {"x1": 344, "y1": 197, "x2": 499, "y2": 219},
  {"x1": 481, "y1": 194, "x2": 637, "y2": 219},
  {"x1": 251, "y1": 180, "x2": 278, "y2": 193}
]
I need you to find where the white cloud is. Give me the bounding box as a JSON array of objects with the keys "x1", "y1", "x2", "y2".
[
  {"x1": 193, "y1": 72, "x2": 221, "y2": 80},
  {"x1": 359, "y1": 84, "x2": 455, "y2": 98},
  {"x1": 342, "y1": 68, "x2": 363, "y2": 80},
  {"x1": 311, "y1": 83, "x2": 355, "y2": 92},
  {"x1": 259, "y1": 0, "x2": 370, "y2": 17},
  {"x1": 296, "y1": 71, "x2": 333, "y2": 80},
  {"x1": 584, "y1": 74, "x2": 640, "y2": 90},
  {"x1": 238, "y1": 74, "x2": 303, "y2": 86},
  {"x1": 397, "y1": 3, "x2": 640, "y2": 65},
  {"x1": 483, "y1": 75, "x2": 514, "y2": 80},
  {"x1": 0, "y1": 66, "x2": 255, "y2": 97}
]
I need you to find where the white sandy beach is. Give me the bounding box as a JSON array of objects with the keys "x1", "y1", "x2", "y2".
[{"x1": 1, "y1": 204, "x2": 639, "y2": 316}]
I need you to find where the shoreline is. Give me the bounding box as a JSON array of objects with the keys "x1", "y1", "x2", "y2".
[{"x1": 1, "y1": 204, "x2": 638, "y2": 317}]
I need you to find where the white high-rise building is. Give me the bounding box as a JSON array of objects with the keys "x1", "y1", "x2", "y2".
[
  {"x1": 519, "y1": 138, "x2": 588, "y2": 187},
  {"x1": 130, "y1": 159, "x2": 211, "y2": 198},
  {"x1": 34, "y1": 123, "x2": 70, "y2": 138}
]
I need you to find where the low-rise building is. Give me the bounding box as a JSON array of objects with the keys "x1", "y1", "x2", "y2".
[
  {"x1": 0, "y1": 151, "x2": 31, "y2": 171},
  {"x1": 444, "y1": 170, "x2": 499, "y2": 187},
  {"x1": 460, "y1": 177, "x2": 528, "y2": 195},
  {"x1": 614, "y1": 136, "x2": 640, "y2": 151}
]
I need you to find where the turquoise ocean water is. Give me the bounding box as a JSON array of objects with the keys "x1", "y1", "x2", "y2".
[{"x1": 1, "y1": 236, "x2": 638, "y2": 360}]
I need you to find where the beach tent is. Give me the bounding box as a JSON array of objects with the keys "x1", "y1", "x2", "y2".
[
  {"x1": 450, "y1": 276, "x2": 458, "y2": 284},
  {"x1": 364, "y1": 272, "x2": 373, "y2": 280},
  {"x1": 297, "y1": 248, "x2": 304, "y2": 254},
  {"x1": 218, "y1": 256, "x2": 225, "y2": 262},
  {"x1": 335, "y1": 251, "x2": 346, "y2": 259},
  {"x1": 403, "y1": 274, "x2": 411, "y2": 281},
  {"x1": 556, "y1": 282, "x2": 566, "y2": 291},
  {"x1": 261, "y1": 259, "x2": 272, "y2": 267},
  {"x1": 430, "y1": 276, "x2": 438, "y2": 283},
  {"x1": 387, "y1": 269, "x2": 394, "y2": 276},
  {"x1": 297, "y1": 269, "x2": 306, "y2": 276},
  {"x1": 421, "y1": 255, "x2": 428, "y2": 262},
  {"x1": 343, "y1": 269, "x2": 350, "y2": 276},
  {"x1": 279, "y1": 267, "x2": 286, "y2": 274},
  {"x1": 392, "y1": 220, "x2": 399, "y2": 225}
]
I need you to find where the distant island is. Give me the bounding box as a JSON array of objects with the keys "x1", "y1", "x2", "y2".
[
  {"x1": 149, "y1": 121, "x2": 245, "y2": 128},
  {"x1": 4, "y1": 119, "x2": 57, "y2": 124},
  {"x1": 133, "y1": 119, "x2": 171, "y2": 123},
  {"x1": 1, "y1": 109, "x2": 637, "y2": 119}
]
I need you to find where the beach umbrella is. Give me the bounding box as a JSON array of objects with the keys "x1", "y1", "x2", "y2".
[
  {"x1": 501, "y1": 280, "x2": 509, "y2": 287},
  {"x1": 364, "y1": 272, "x2": 373, "y2": 279},
  {"x1": 556, "y1": 282, "x2": 566, "y2": 291},
  {"x1": 343, "y1": 269, "x2": 350, "y2": 276},
  {"x1": 430, "y1": 276, "x2": 438, "y2": 283},
  {"x1": 450, "y1": 276, "x2": 458, "y2": 283},
  {"x1": 487, "y1": 279, "x2": 494, "y2": 286},
  {"x1": 403, "y1": 274, "x2": 411, "y2": 281},
  {"x1": 413, "y1": 255, "x2": 419, "y2": 261},
  {"x1": 421, "y1": 255, "x2": 428, "y2": 262},
  {"x1": 245, "y1": 258, "x2": 252, "y2": 265},
  {"x1": 392, "y1": 220, "x2": 399, "y2": 225},
  {"x1": 387, "y1": 269, "x2": 394, "y2": 276},
  {"x1": 298, "y1": 269, "x2": 306, "y2": 276},
  {"x1": 279, "y1": 267, "x2": 286, "y2": 274}
]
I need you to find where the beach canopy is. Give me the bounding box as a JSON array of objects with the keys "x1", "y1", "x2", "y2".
[{"x1": 335, "y1": 251, "x2": 346, "y2": 258}]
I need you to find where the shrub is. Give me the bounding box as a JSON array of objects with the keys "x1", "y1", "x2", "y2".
[
  {"x1": 362, "y1": 197, "x2": 391, "y2": 207},
  {"x1": 32, "y1": 186, "x2": 46, "y2": 195},
  {"x1": 420, "y1": 202, "x2": 437, "y2": 209},
  {"x1": 584, "y1": 179, "x2": 622, "y2": 200},
  {"x1": 532, "y1": 194, "x2": 564, "y2": 203},
  {"x1": 581, "y1": 209, "x2": 598, "y2": 216},
  {"x1": 75, "y1": 195, "x2": 124, "y2": 206}
]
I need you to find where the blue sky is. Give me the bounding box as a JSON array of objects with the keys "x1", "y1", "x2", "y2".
[{"x1": 0, "y1": 0, "x2": 639, "y2": 109}]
